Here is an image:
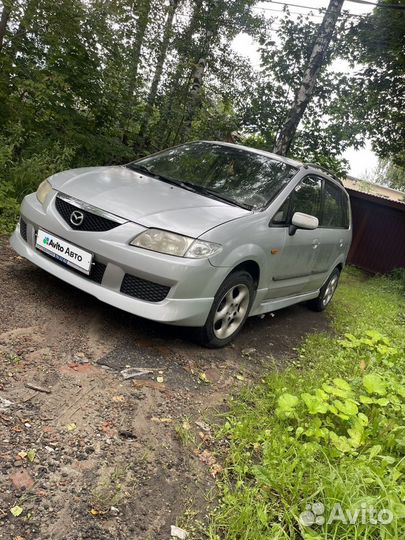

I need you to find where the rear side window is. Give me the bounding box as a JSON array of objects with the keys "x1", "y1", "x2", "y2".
[{"x1": 321, "y1": 181, "x2": 349, "y2": 228}]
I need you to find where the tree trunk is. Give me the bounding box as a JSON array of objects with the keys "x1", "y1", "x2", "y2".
[
  {"x1": 181, "y1": 53, "x2": 208, "y2": 140},
  {"x1": 139, "y1": 0, "x2": 179, "y2": 141},
  {"x1": 158, "y1": 0, "x2": 203, "y2": 146},
  {"x1": 148, "y1": 0, "x2": 179, "y2": 109},
  {"x1": 0, "y1": 1, "x2": 10, "y2": 53},
  {"x1": 177, "y1": 18, "x2": 215, "y2": 143},
  {"x1": 273, "y1": 0, "x2": 345, "y2": 156},
  {"x1": 122, "y1": 0, "x2": 151, "y2": 144},
  {"x1": 130, "y1": 0, "x2": 151, "y2": 90}
]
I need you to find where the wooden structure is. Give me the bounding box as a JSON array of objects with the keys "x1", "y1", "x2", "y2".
[{"x1": 343, "y1": 178, "x2": 405, "y2": 274}]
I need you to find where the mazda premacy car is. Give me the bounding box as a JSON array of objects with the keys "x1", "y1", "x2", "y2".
[{"x1": 11, "y1": 141, "x2": 352, "y2": 347}]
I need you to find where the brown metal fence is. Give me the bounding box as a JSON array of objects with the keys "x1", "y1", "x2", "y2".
[{"x1": 347, "y1": 189, "x2": 405, "y2": 274}]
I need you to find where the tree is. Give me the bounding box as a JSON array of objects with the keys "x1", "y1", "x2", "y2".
[
  {"x1": 341, "y1": 0, "x2": 405, "y2": 169},
  {"x1": 0, "y1": 0, "x2": 10, "y2": 52},
  {"x1": 371, "y1": 158, "x2": 405, "y2": 192},
  {"x1": 121, "y1": 0, "x2": 152, "y2": 144},
  {"x1": 139, "y1": 0, "x2": 180, "y2": 140},
  {"x1": 4, "y1": 0, "x2": 404, "y2": 237},
  {"x1": 273, "y1": 0, "x2": 345, "y2": 156},
  {"x1": 242, "y1": 10, "x2": 358, "y2": 172}
]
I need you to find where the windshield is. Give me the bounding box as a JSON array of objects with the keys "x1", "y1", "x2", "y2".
[{"x1": 127, "y1": 142, "x2": 298, "y2": 210}]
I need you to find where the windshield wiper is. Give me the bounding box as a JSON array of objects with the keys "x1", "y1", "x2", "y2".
[
  {"x1": 183, "y1": 183, "x2": 253, "y2": 211},
  {"x1": 127, "y1": 164, "x2": 205, "y2": 195},
  {"x1": 126, "y1": 163, "x2": 183, "y2": 187},
  {"x1": 127, "y1": 163, "x2": 252, "y2": 210}
]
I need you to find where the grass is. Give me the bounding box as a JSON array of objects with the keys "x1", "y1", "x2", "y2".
[
  {"x1": 176, "y1": 418, "x2": 197, "y2": 448},
  {"x1": 90, "y1": 464, "x2": 131, "y2": 514},
  {"x1": 206, "y1": 268, "x2": 405, "y2": 540}
]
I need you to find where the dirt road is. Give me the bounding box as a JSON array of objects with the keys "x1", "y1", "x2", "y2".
[{"x1": 0, "y1": 236, "x2": 329, "y2": 539}]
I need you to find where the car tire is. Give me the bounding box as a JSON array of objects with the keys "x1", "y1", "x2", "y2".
[
  {"x1": 197, "y1": 270, "x2": 255, "y2": 348},
  {"x1": 307, "y1": 267, "x2": 340, "y2": 312}
]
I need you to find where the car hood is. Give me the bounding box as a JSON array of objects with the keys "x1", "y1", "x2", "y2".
[{"x1": 49, "y1": 166, "x2": 249, "y2": 237}]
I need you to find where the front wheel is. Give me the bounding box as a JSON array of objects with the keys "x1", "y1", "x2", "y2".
[
  {"x1": 197, "y1": 271, "x2": 255, "y2": 348},
  {"x1": 307, "y1": 267, "x2": 340, "y2": 312}
]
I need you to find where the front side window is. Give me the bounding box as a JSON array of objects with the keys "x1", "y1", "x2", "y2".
[
  {"x1": 291, "y1": 175, "x2": 322, "y2": 219},
  {"x1": 128, "y1": 142, "x2": 298, "y2": 210},
  {"x1": 271, "y1": 175, "x2": 322, "y2": 225}
]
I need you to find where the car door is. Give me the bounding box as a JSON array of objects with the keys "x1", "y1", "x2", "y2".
[
  {"x1": 266, "y1": 175, "x2": 323, "y2": 299},
  {"x1": 311, "y1": 179, "x2": 351, "y2": 288}
]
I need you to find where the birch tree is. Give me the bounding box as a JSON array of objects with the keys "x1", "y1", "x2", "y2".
[
  {"x1": 273, "y1": 0, "x2": 345, "y2": 156},
  {"x1": 140, "y1": 0, "x2": 180, "y2": 140}
]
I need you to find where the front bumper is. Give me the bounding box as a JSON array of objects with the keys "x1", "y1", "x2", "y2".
[{"x1": 10, "y1": 193, "x2": 228, "y2": 326}]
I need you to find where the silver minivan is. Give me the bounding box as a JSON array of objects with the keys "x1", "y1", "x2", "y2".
[{"x1": 11, "y1": 141, "x2": 352, "y2": 347}]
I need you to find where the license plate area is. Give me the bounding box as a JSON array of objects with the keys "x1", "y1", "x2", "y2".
[{"x1": 35, "y1": 229, "x2": 93, "y2": 275}]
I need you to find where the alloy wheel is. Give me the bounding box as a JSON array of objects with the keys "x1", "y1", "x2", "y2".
[
  {"x1": 213, "y1": 284, "x2": 250, "y2": 339},
  {"x1": 322, "y1": 274, "x2": 338, "y2": 307}
]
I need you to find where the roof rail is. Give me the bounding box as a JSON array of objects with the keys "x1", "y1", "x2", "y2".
[{"x1": 302, "y1": 162, "x2": 344, "y2": 186}]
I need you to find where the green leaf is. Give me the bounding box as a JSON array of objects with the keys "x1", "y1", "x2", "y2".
[
  {"x1": 198, "y1": 372, "x2": 210, "y2": 384},
  {"x1": 27, "y1": 449, "x2": 36, "y2": 462},
  {"x1": 10, "y1": 506, "x2": 23, "y2": 517},
  {"x1": 333, "y1": 399, "x2": 358, "y2": 417},
  {"x1": 368, "y1": 444, "x2": 382, "y2": 459},
  {"x1": 348, "y1": 419, "x2": 364, "y2": 447},
  {"x1": 301, "y1": 393, "x2": 328, "y2": 414},
  {"x1": 322, "y1": 383, "x2": 351, "y2": 399},
  {"x1": 391, "y1": 502, "x2": 405, "y2": 519},
  {"x1": 296, "y1": 426, "x2": 304, "y2": 438},
  {"x1": 315, "y1": 388, "x2": 329, "y2": 401},
  {"x1": 393, "y1": 382, "x2": 405, "y2": 398},
  {"x1": 276, "y1": 393, "x2": 299, "y2": 414},
  {"x1": 358, "y1": 412, "x2": 369, "y2": 425},
  {"x1": 330, "y1": 432, "x2": 352, "y2": 453},
  {"x1": 365, "y1": 329, "x2": 385, "y2": 342},
  {"x1": 333, "y1": 378, "x2": 351, "y2": 391},
  {"x1": 363, "y1": 374, "x2": 387, "y2": 395}
]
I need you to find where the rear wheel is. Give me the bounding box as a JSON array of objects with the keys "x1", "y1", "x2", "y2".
[
  {"x1": 198, "y1": 271, "x2": 255, "y2": 348},
  {"x1": 307, "y1": 267, "x2": 340, "y2": 312}
]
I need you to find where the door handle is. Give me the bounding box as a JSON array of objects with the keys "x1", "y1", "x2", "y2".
[
  {"x1": 312, "y1": 239, "x2": 320, "y2": 249},
  {"x1": 339, "y1": 239, "x2": 344, "y2": 248}
]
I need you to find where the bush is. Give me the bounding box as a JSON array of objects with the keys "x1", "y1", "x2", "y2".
[
  {"x1": 208, "y1": 272, "x2": 405, "y2": 540},
  {"x1": 0, "y1": 121, "x2": 135, "y2": 234}
]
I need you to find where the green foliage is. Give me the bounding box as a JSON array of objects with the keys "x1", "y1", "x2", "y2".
[
  {"x1": 0, "y1": 0, "x2": 264, "y2": 234},
  {"x1": 340, "y1": 0, "x2": 405, "y2": 168},
  {"x1": 371, "y1": 158, "x2": 405, "y2": 192},
  {"x1": 208, "y1": 271, "x2": 405, "y2": 540},
  {"x1": 0, "y1": 0, "x2": 403, "y2": 235},
  {"x1": 0, "y1": 123, "x2": 78, "y2": 231}
]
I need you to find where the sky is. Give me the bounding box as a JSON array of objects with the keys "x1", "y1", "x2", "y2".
[{"x1": 231, "y1": 0, "x2": 379, "y2": 179}]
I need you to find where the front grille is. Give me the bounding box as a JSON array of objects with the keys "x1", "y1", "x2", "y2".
[
  {"x1": 55, "y1": 196, "x2": 120, "y2": 232},
  {"x1": 120, "y1": 273, "x2": 170, "y2": 302},
  {"x1": 89, "y1": 261, "x2": 107, "y2": 284},
  {"x1": 20, "y1": 218, "x2": 28, "y2": 242},
  {"x1": 38, "y1": 249, "x2": 106, "y2": 284}
]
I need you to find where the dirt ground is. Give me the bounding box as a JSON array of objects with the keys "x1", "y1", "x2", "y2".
[{"x1": 0, "y1": 235, "x2": 329, "y2": 540}]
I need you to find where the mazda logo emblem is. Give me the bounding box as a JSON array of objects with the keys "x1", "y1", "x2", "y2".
[{"x1": 70, "y1": 210, "x2": 84, "y2": 226}]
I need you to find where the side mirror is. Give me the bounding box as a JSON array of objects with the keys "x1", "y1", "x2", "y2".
[{"x1": 289, "y1": 212, "x2": 319, "y2": 236}]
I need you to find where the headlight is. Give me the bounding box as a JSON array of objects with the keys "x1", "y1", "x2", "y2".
[
  {"x1": 130, "y1": 229, "x2": 222, "y2": 259},
  {"x1": 36, "y1": 179, "x2": 53, "y2": 205},
  {"x1": 185, "y1": 239, "x2": 223, "y2": 258}
]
